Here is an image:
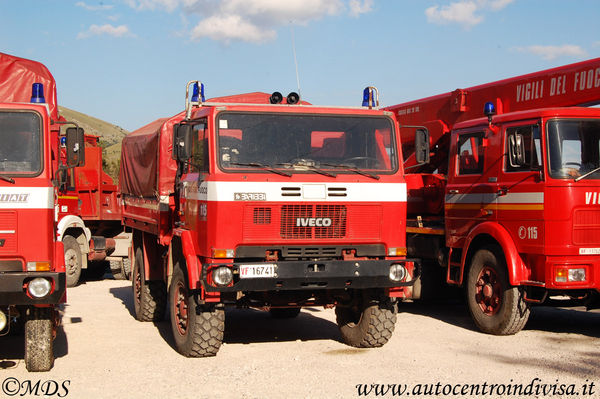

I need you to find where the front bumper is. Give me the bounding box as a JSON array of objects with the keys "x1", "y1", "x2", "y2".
[
  {"x1": 0, "y1": 272, "x2": 66, "y2": 305},
  {"x1": 201, "y1": 259, "x2": 419, "y2": 292}
]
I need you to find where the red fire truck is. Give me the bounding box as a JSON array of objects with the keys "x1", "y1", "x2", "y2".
[
  {"x1": 120, "y1": 85, "x2": 418, "y2": 356},
  {"x1": 57, "y1": 134, "x2": 131, "y2": 287},
  {"x1": 0, "y1": 52, "x2": 83, "y2": 371},
  {"x1": 386, "y1": 58, "x2": 600, "y2": 335}
]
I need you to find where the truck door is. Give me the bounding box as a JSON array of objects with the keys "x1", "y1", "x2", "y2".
[
  {"x1": 446, "y1": 128, "x2": 500, "y2": 248},
  {"x1": 182, "y1": 119, "x2": 209, "y2": 233},
  {"x1": 497, "y1": 122, "x2": 544, "y2": 263}
]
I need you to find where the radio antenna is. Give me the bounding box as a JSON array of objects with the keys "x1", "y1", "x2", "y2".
[{"x1": 290, "y1": 25, "x2": 302, "y2": 100}]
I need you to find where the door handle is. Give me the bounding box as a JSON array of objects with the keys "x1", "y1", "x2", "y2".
[
  {"x1": 448, "y1": 189, "x2": 459, "y2": 194},
  {"x1": 497, "y1": 187, "x2": 508, "y2": 196}
]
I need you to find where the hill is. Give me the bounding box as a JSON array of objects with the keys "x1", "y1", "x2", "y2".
[{"x1": 58, "y1": 106, "x2": 128, "y2": 181}]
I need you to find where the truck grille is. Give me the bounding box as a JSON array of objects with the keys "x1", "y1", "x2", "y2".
[
  {"x1": 0, "y1": 211, "x2": 17, "y2": 252},
  {"x1": 573, "y1": 209, "x2": 600, "y2": 245},
  {"x1": 280, "y1": 205, "x2": 347, "y2": 239},
  {"x1": 242, "y1": 204, "x2": 381, "y2": 242}
]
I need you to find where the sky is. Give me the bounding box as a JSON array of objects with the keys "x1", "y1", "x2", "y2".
[{"x1": 1, "y1": 0, "x2": 599, "y2": 131}]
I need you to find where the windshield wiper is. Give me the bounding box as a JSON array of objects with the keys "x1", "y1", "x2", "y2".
[
  {"x1": 575, "y1": 166, "x2": 600, "y2": 182},
  {"x1": 0, "y1": 175, "x2": 15, "y2": 184},
  {"x1": 230, "y1": 162, "x2": 292, "y2": 177},
  {"x1": 320, "y1": 163, "x2": 380, "y2": 180},
  {"x1": 276, "y1": 162, "x2": 337, "y2": 178}
]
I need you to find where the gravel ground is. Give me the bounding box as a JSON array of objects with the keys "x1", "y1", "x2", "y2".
[{"x1": 1, "y1": 277, "x2": 600, "y2": 398}]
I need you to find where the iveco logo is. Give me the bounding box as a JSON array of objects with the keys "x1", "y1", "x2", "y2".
[{"x1": 296, "y1": 217, "x2": 333, "y2": 227}]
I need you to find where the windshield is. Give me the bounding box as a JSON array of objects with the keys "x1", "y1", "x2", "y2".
[
  {"x1": 0, "y1": 111, "x2": 42, "y2": 175},
  {"x1": 217, "y1": 112, "x2": 397, "y2": 174},
  {"x1": 547, "y1": 119, "x2": 600, "y2": 179}
]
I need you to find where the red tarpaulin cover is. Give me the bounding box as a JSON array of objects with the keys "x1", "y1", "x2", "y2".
[
  {"x1": 0, "y1": 52, "x2": 59, "y2": 121},
  {"x1": 119, "y1": 111, "x2": 184, "y2": 198}
]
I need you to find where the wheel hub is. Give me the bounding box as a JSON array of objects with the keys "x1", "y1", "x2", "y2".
[
  {"x1": 475, "y1": 266, "x2": 502, "y2": 316},
  {"x1": 174, "y1": 283, "x2": 188, "y2": 336},
  {"x1": 65, "y1": 250, "x2": 77, "y2": 275}
]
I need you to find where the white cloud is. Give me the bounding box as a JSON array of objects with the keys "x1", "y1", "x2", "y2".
[
  {"x1": 425, "y1": 0, "x2": 514, "y2": 28},
  {"x1": 77, "y1": 24, "x2": 133, "y2": 39},
  {"x1": 191, "y1": 15, "x2": 276, "y2": 43},
  {"x1": 426, "y1": 2, "x2": 481, "y2": 27},
  {"x1": 349, "y1": 0, "x2": 374, "y2": 17},
  {"x1": 487, "y1": 0, "x2": 514, "y2": 10},
  {"x1": 75, "y1": 1, "x2": 114, "y2": 11},
  {"x1": 515, "y1": 45, "x2": 587, "y2": 61},
  {"x1": 124, "y1": 0, "x2": 189, "y2": 12},
  {"x1": 125, "y1": 0, "x2": 368, "y2": 43}
]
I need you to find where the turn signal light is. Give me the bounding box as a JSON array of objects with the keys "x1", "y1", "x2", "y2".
[
  {"x1": 387, "y1": 247, "x2": 407, "y2": 256},
  {"x1": 26, "y1": 262, "x2": 51, "y2": 271},
  {"x1": 212, "y1": 249, "x2": 235, "y2": 259}
]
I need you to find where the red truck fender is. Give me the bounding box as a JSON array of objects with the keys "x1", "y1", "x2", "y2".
[
  {"x1": 462, "y1": 222, "x2": 528, "y2": 286},
  {"x1": 173, "y1": 229, "x2": 201, "y2": 290}
]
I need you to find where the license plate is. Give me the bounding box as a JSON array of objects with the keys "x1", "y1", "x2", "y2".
[{"x1": 239, "y1": 264, "x2": 276, "y2": 278}]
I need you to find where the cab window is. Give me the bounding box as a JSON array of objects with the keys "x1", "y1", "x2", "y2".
[
  {"x1": 190, "y1": 120, "x2": 208, "y2": 173},
  {"x1": 505, "y1": 125, "x2": 541, "y2": 172},
  {"x1": 457, "y1": 133, "x2": 484, "y2": 175}
]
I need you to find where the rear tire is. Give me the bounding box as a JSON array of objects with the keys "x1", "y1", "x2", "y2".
[
  {"x1": 110, "y1": 258, "x2": 131, "y2": 280},
  {"x1": 63, "y1": 235, "x2": 82, "y2": 287},
  {"x1": 170, "y1": 265, "x2": 224, "y2": 357},
  {"x1": 24, "y1": 307, "x2": 54, "y2": 372},
  {"x1": 335, "y1": 298, "x2": 396, "y2": 348},
  {"x1": 132, "y1": 246, "x2": 166, "y2": 322},
  {"x1": 269, "y1": 307, "x2": 301, "y2": 319},
  {"x1": 466, "y1": 245, "x2": 530, "y2": 335}
]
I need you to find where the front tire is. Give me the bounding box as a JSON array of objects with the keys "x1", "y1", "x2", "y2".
[
  {"x1": 466, "y1": 245, "x2": 530, "y2": 335},
  {"x1": 132, "y1": 246, "x2": 166, "y2": 322},
  {"x1": 335, "y1": 298, "x2": 396, "y2": 348},
  {"x1": 169, "y1": 266, "x2": 224, "y2": 357},
  {"x1": 24, "y1": 307, "x2": 54, "y2": 372},
  {"x1": 63, "y1": 235, "x2": 82, "y2": 287}
]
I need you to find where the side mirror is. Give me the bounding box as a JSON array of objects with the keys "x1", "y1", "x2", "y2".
[
  {"x1": 508, "y1": 133, "x2": 525, "y2": 167},
  {"x1": 173, "y1": 124, "x2": 193, "y2": 161},
  {"x1": 414, "y1": 128, "x2": 430, "y2": 165},
  {"x1": 65, "y1": 127, "x2": 85, "y2": 167}
]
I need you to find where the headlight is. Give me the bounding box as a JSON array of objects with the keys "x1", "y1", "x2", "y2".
[
  {"x1": 569, "y1": 268, "x2": 586, "y2": 282},
  {"x1": 0, "y1": 310, "x2": 7, "y2": 331},
  {"x1": 27, "y1": 278, "x2": 52, "y2": 298},
  {"x1": 212, "y1": 266, "x2": 233, "y2": 286},
  {"x1": 389, "y1": 263, "x2": 407, "y2": 282}
]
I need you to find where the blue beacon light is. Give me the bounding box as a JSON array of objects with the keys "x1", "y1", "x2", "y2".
[
  {"x1": 191, "y1": 82, "x2": 205, "y2": 103},
  {"x1": 483, "y1": 101, "x2": 496, "y2": 124},
  {"x1": 30, "y1": 83, "x2": 46, "y2": 103},
  {"x1": 362, "y1": 87, "x2": 371, "y2": 107}
]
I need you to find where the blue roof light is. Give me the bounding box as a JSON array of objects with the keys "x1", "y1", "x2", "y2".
[
  {"x1": 30, "y1": 83, "x2": 45, "y2": 103},
  {"x1": 483, "y1": 101, "x2": 496, "y2": 117},
  {"x1": 191, "y1": 82, "x2": 205, "y2": 103},
  {"x1": 362, "y1": 87, "x2": 371, "y2": 107}
]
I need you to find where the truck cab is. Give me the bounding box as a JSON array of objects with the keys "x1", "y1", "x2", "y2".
[
  {"x1": 121, "y1": 87, "x2": 418, "y2": 356},
  {"x1": 0, "y1": 99, "x2": 65, "y2": 372},
  {"x1": 389, "y1": 57, "x2": 600, "y2": 336},
  {"x1": 0, "y1": 52, "x2": 85, "y2": 371},
  {"x1": 447, "y1": 108, "x2": 600, "y2": 282}
]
